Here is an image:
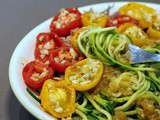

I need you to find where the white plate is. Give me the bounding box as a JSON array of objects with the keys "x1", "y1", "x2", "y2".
[{"x1": 9, "y1": 2, "x2": 160, "y2": 120}]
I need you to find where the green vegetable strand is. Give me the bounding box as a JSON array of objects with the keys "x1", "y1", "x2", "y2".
[
  {"x1": 77, "y1": 27, "x2": 155, "y2": 71},
  {"x1": 75, "y1": 109, "x2": 88, "y2": 120},
  {"x1": 115, "y1": 80, "x2": 150, "y2": 111},
  {"x1": 85, "y1": 93, "x2": 112, "y2": 120},
  {"x1": 26, "y1": 88, "x2": 41, "y2": 103}
]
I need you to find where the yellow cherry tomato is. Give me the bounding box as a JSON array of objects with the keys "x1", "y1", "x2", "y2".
[
  {"x1": 40, "y1": 79, "x2": 75, "y2": 118},
  {"x1": 65, "y1": 58, "x2": 103, "y2": 91},
  {"x1": 118, "y1": 23, "x2": 151, "y2": 47},
  {"x1": 70, "y1": 27, "x2": 88, "y2": 49},
  {"x1": 119, "y1": 2, "x2": 156, "y2": 28},
  {"x1": 147, "y1": 26, "x2": 160, "y2": 39},
  {"x1": 81, "y1": 11, "x2": 108, "y2": 27}
]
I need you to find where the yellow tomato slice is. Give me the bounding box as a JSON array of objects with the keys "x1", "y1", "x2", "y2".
[
  {"x1": 119, "y1": 2, "x2": 156, "y2": 28},
  {"x1": 118, "y1": 23, "x2": 151, "y2": 47},
  {"x1": 147, "y1": 26, "x2": 160, "y2": 39},
  {"x1": 81, "y1": 11, "x2": 108, "y2": 27},
  {"x1": 40, "y1": 79, "x2": 75, "y2": 118},
  {"x1": 70, "y1": 27, "x2": 88, "y2": 49},
  {"x1": 65, "y1": 58, "x2": 103, "y2": 91}
]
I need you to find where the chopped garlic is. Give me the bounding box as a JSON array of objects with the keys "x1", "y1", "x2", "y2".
[
  {"x1": 38, "y1": 35, "x2": 44, "y2": 41},
  {"x1": 40, "y1": 49, "x2": 49, "y2": 55},
  {"x1": 30, "y1": 73, "x2": 40, "y2": 81},
  {"x1": 39, "y1": 70, "x2": 48, "y2": 78},
  {"x1": 54, "y1": 57, "x2": 59, "y2": 63},
  {"x1": 40, "y1": 54, "x2": 45, "y2": 59},
  {"x1": 69, "y1": 48, "x2": 77, "y2": 59},
  {"x1": 61, "y1": 60, "x2": 66, "y2": 64},
  {"x1": 80, "y1": 80, "x2": 91, "y2": 85},
  {"x1": 127, "y1": 10, "x2": 133, "y2": 16},
  {"x1": 54, "y1": 106, "x2": 63, "y2": 113},
  {"x1": 44, "y1": 60, "x2": 49, "y2": 65},
  {"x1": 44, "y1": 41, "x2": 54, "y2": 49}
]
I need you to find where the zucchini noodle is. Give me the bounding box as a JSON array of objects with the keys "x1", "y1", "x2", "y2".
[
  {"x1": 115, "y1": 80, "x2": 150, "y2": 111},
  {"x1": 77, "y1": 27, "x2": 155, "y2": 71},
  {"x1": 75, "y1": 109, "x2": 88, "y2": 120},
  {"x1": 85, "y1": 93, "x2": 112, "y2": 120}
]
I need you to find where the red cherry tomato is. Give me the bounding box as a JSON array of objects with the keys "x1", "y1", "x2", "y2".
[
  {"x1": 107, "y1": 15, "x2": 137, "y2": 27},
  {"x1": 34, "y1": 32, "x2": 65, "y2": 63},
  {"x1": 50, "y1": 32, "x2": 66, "y2": 47},
  {"x1": 35, "y1": 33, "x2": 55, "y2": 63},
  {"x1": 49, "y1": 47, "x2": 81, "y2": 73},
  {"x1": 22, "y1": 60, "x2": 54, "y2": 89},
  {"x1": 50, "y1": 8, "x2": 82, "y2": 37}
]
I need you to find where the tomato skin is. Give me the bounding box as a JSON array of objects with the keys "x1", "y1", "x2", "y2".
[
  {"x1": 118, "y1": 2, "x2": 156, "y2": 29},
  {"x1": 117, "y1": 23, "x2": 151, "y2": 47},
  {"x1": 40, "y1": 79, "x2": 76, "y2": 118},
  {"x1": 49, "y1": 46, "x2": 83, "y2": 73},
  {"x1": 22, "y1": 60, "x2": 54, "y2": 89},
  {"x1": 50, "y1": 32, "x2": 66, "y2": 47},
  {"x1": 50, "y1": 8, "x2": 82, "y2": 37},
  {"x1": 49, "y1": 47, "x2": 74, "y2": 73},
  {"x1": 65, "y1": 58, "x2": 103, "y2": 91},
  {"x1": 147, "y1": 26, "x2": 160, "y2": 39},
  {"x1": 107, "y1": 15, "x2": 137, "y2": 27},
  {"x1": 34, "y1": 33, "x2": 55, "y2": 63},
  {"x1": 81, "y1": 11, "x2": 108, "y2": 27},
  {"x1": 34, "y1": 32, "x2": 65, "y2": 63}
]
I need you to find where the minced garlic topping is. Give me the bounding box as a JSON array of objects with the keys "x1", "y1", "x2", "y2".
[{"x1": 69, "y1": 59, "x2": 100, "y2": 85}]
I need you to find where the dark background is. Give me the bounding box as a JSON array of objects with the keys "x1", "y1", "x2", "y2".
[{"x1": 0, "y1": 0, "x2": 159, "y2": 120}]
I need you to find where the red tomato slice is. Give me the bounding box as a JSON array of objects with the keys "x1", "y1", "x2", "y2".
[
  {"x1": 50, "y1": 8, "x2": 82, "y2": 37},
  {"x1": 107, "y1": 15, "x2": 138, "y2": 27},
  {"x1": 22, "y1": 60, "x2": 54, "y2": 89},
  {"x1": 34, "y1": 32, "x2": 65, "y2": 63},
  {"x1": 49, "y1": 47, "x2": 80, "y2": 73},
  {"x1": 35, "y1": 33, "x2": 55, "y2": 63},
  {"x1": 50, "y1": 32, "x2": 66, "y2": 47}
]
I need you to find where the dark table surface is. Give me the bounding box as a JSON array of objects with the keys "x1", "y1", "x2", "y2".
[{"x1": 0, "y1": 0, "x2": 159, "y2": 120}]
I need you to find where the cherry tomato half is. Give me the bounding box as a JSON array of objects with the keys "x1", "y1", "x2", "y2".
[
  {"x1": 107, "y1": 15, "x2": 137, "y2": 27},
  {"x1": 40, "y1": 79, "x2": 76, "y2": 118},
  {"x1": 22, "y1": 60, "x2": 54, "y2": 89},
  {"x1": 35, "y1": 33, "x2": 55, "y2": 63},
  {"x1": 49, "y1": 47, "x2": 81, "y2": 73},
  {"x1": 35, "y1": 32, "x2": 65, "y2": 63},
  {"x1": 50, "y1": 8, "x2": 82, "y2": 37}
]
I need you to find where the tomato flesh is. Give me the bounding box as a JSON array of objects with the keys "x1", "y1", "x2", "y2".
[
  {"x1": 35, "y1": 32, "x2": 65, "y2": 63},
  {"x1": 35, "y1": 33, "x2": 55, "y2": 63},
  {"x1": 50, "y1": 8, "x2": 82, "y2": 37},
  {"x1": 22, "y1": 60, "x2": 54, "y2": 89},
  {"x1": 49, "y1": 47, "x2": 81, "y2": 73},
  {"x1": 40, "y1": 80, "x2": 76, "y2": 118}
]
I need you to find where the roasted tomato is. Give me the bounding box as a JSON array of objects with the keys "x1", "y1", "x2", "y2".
[
  {"x1": 49, "y1": 47, "x2": 80, "y2": 73},
  {"x1": 35, "y1": 33, "x2": 55, "y2": 63},
  {"x1": 35, "y1": 32, "x2": 65, "y2": 63},
  {"x1": 81, "y1": 11, "x2": 108, "y2": 27},
  {"x1": 65, "y1": 58, "x2": 103, "y2": 91},
  {"x1": 147, "y1": 26, "x2": 160, "y2": 39},
  {"x1": 117, "y1": 23, "x2": 151, "y2": 47},
  {"x1": 50, "y1": 8, "x2": 82, "y2": 37},
  {"x1": 22, "y1": 60, "x2": 54, "y2": 89},
  {"x1": 118, "y1": 2, "x2": 156, "y2": 28},
  {"x1": 40, "y1": 79, "x2": 75, "y2": 118},
  {"x1": 70, "y1": 27, "x2": 88, "y2": 49},
  {"x1": 107, "y1": 15, "x2": 137, "y2": 27}
]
